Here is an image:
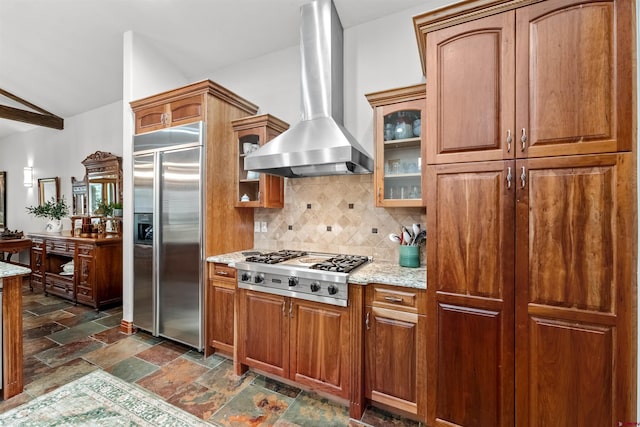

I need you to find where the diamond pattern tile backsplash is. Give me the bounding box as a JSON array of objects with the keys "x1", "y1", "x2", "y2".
[{"x1": 254, "y1": 175, "x2": 426, "y2": 263}]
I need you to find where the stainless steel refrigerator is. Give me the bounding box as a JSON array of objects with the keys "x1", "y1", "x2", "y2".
[{"x1": 133, "y1": 122, "x2": 204, "y2": 350}]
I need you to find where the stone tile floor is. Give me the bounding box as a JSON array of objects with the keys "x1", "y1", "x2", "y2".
[{"x1": 0, "y1": 282, "x2": 422, "y2": 426}]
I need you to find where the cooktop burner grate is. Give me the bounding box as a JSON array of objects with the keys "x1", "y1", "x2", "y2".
[
  {"x1": 245, "y1": 250, "x2": 307, "y2": 264},
  {"x1": 309, "y1": 254, "x2": 370, "y2": 273}
]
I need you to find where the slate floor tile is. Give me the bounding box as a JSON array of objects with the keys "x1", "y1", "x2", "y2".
[
  {"x1": 47, "y1": 321, "x2": 108, "y2": 345},
  {"x1": 82, "y1": 335, "x2": 152, "y2": 369},
  {"x1": 106, "y1": 356, "x2": 159, "y2": 383},
  {"x1": 136, "y1": 357, "x2": 209, "y2": 399}
]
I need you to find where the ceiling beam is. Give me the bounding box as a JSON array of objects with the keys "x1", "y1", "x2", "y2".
[{"x1": 0, "y1": 88, "x2": 64, "y2": 130}]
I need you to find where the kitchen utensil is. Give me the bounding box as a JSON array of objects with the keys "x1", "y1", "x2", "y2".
[
  {"x1": 413, "y1": 230, "x2": 426, "y2": 245},
  {"x1": 412, "y1": 224, "x2": 421, "y2": 243},
  {"x1": 388, "y1": 233, "x2": 401, "y2": 244},
  {"x1": 402, "y1": 227, "x2": 412, "y2": 246}
]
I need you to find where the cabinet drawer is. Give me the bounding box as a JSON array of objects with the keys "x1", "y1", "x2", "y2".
[
  {"x1": 209, "y1": 263, "x2": 236, "y2": 283},
  {"x1": 31, "y1": 238, "x2": 44, "y2": 249},
  {"x1": 77, "y1": 244, "x2": 95, "y2": 256},
  {"x1": 47, "y1": 240, "x2": 75, "y2": 256},
  {"x1": 368, "y1": 284, "x2": 426, "y2": 314},
  {"x1": 45, "y1": 273, "x2": 74, "y2": 297},
  {"x1": 76, "y1": 285, "x2": 94, "y2": 303}
]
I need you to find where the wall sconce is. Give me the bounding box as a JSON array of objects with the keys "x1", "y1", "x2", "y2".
[{"x1": 23, "y1": 167, "x2": 33, "y2": 187}]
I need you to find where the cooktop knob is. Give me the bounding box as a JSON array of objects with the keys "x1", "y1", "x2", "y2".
[
  {"x1": 254, "y1": 273, "x2": 264, "y2": 284},
  {"x1": 327, "y1": 284, "x2": 338, "y2": 295},
  {"x1": 241, "y1": 272, "x2": 251, "y2": 282},
  {"x1": 310, "y1": 282, "x2": 321, "y2": 292},
  {"x1": 288, "y1": 277, "x2": 299, "y2": 287}
]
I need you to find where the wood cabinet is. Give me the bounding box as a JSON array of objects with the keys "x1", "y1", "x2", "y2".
[
  {"x1": 365, "y1": 284, "x2": 426, "y2": 420},
  {"x1": 1, "y1": 270, "x2": 27, "y2": 399},
  {"x1": 134, "y1": 94, "x2": 204, "y2": 134},
  {"x1": 232, "y1": 114, "x2": 288, "y2": 208},
  {"x1": 415, "y1": 0, "x2": 636, "y2": 425},
  {"x1": 418, "y1": 0, "x2": 633, "y2": 165},
  {"x1": 366, "y1": 84, "x2": 425, "y2": 207},
  {"x1": 426, "y1": 153, "x2": 635, "y2": 426},
  {"x1": 205, "y1": 262, "x2": 236, "y2": 358},
  {"x1": 28, "y1": 233, "x2": 123, "y2": 310},
  {"x1": 515, "y1": 153, "x2": 634, "y2": 426},
  {"x1": 237, "y1": 288, "x2": 351, "y2": 398}
]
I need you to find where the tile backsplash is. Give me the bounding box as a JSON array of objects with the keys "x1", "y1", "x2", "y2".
[{"x1": 254, "y1": 174, "x2": 426, "y2": 263}]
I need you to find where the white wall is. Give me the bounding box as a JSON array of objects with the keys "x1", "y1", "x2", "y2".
[{"x1": 0, "y1": 100, "x2": 122, "y2": 244}]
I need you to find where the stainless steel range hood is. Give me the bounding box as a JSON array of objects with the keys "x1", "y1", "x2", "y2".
[{"x1": 244, "y1": 0, "x2": 374, "y2": 178}]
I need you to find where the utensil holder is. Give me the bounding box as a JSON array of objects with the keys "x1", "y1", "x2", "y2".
[{"x1": 399, "y1": 245, "x2": 420, "y2": 268}]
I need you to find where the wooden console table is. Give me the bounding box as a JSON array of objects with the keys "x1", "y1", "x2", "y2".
[{"x1": 0, "y1": 238, "x2": 31, "y2": 265}]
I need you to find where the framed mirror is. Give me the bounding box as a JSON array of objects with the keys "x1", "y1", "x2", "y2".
[
  {"x1": 0, "y1": 171, "x2": 6, "y2": 228},
  {"x1": 38, "y1": 177, "x2": 60, "y2": 205},
  {"x1": 82, "y1": 151, "x2": 122, "y2": 215},
  {"x1": 71, "y1": 176, "x2": 88, "y2": 216}
]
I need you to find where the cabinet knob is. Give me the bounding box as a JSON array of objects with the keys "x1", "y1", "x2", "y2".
[
  {"x1": 520, "y1": 128, "x2": 527, "y2": 151},
  {"x1": 506, "y1": 129, "x2": 512, "y2": 153},
  {"x1": 506, "y1": 166, "x2": 512, "y2": 189},
  {"x1": 520, "y1": 166, "x2": 527, "y2": 189}
]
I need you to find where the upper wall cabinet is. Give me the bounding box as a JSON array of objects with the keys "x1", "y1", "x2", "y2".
[
  {"x1": 415, "y1": 0, "x2": 634, "y2": 165},
  {"x1": 133, "y1": 94, "x2": 204, "y2": 134},
  {"x1": 233, "y1": 114, "x2": 289, "y2": 208},
  {"x1": 366, "y1": 84, "x2": 426, "y2": 207}
]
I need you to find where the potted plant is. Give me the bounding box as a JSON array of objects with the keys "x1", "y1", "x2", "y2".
[
  {"x1": 94, "y1": 200, "x2": 113, "y2": 217},
  {"x1": 26, "y1": 196, "x2": 69, "y2": 233}
]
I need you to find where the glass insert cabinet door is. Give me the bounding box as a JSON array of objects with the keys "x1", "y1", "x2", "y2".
[{"x1": 367, "y1": 84, "x2": 426, "y2": 208}]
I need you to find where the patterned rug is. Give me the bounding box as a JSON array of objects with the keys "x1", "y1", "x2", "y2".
[{"x1": 0, "y1": 370, "x2": 210, "y2": 426}]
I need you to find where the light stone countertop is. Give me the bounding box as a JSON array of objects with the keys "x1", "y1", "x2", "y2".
[
  {"x1": 206, "y1": 250, "x2": 426, "y2": 290},
  {"x1": 0, "y1": 261, "x2": 31, "y2": 278}
]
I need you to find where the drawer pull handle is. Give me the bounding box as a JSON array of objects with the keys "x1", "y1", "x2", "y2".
[
  {"x1": 365, "y1": 312, "x2": 370, "y2": 330},
  {"x1": 216, "y1": 270, "x2": 229, "y2": 276},
  {"x1": 384, "y1": 296, "x2": 403, "y2": 303}
]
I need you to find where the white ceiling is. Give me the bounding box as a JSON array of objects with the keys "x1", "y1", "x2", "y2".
[{"x1": 0, "y1": 0, "x2": 438, "y2": 139}]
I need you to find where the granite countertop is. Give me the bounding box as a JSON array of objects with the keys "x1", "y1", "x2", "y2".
[
  {"x1": 0, "y1": 261, "x2": 31, "y2": 278},
  {"x1": 207, "y1": 250, "x2": 426, "y2": 290}
]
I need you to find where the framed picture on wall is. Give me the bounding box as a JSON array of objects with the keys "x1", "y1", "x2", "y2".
[
  {"x1": 38, "y1": 177, "x2": 60, "y2": 206},
  {"x1": 0, "y1": 171, "x2": 6, "y2": 228}
]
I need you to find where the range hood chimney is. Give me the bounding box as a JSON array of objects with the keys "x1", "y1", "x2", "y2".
[{"x1": 244, "y1": 0, "x2": 374, "y2": 178}]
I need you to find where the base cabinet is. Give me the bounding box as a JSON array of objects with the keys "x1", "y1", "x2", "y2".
[
  {"x1": 365, "y1": 284, "x2": 426, "y2": 420},
  {"x1": 237, "y1": 288, "x2": 351, "y2": 399},
  {"x1": 205, "y1": 263, "x2": 236, "y2": 358}
]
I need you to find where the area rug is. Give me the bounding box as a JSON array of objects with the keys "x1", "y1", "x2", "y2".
[{"x1": 0, "y1": 370, "x2": 210, "y2": 426}]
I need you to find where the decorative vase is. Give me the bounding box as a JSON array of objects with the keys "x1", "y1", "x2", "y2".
[
  {"x1": 45, "y1": 219, "x2": 63, "y2": 234},
  {"x1": 113, "y1": 208, "x2": 123, "y2": 217}
]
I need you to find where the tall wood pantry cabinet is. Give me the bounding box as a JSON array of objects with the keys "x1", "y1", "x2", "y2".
[{"x1": 414, "y1": 0, "x2": 636, "y2": 425}]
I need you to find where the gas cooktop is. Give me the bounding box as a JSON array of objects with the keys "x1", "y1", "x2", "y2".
[{"x1": 236, "y1": 250, "x2": 371, "y2": 306}]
